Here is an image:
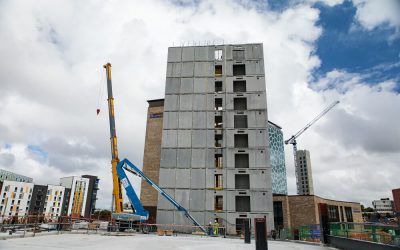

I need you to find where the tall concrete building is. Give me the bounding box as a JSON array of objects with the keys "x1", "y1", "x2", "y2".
[
  {"x1": 296, "y1": 150, "x2": 314, "y2": 195},
  {"x1": 140, "y1": 99, "x2": 164, "y2": 223},
  {"x1": 156, "y1": 44, "x2": 273, "y2": 234},
  {"x1": 268, "y1": 121, "x2": 287, "y2": 195}
]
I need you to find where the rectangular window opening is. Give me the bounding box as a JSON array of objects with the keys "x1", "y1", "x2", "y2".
[
  {"x1": 235, "y1": 196, "x2": 250, "y2": 212},
  {"x1": 215, "y1": 154, "x2": 223, "y2": 169},
  {"x1": 214, "y1": 174, "x2": 223, "y2": 190},
  {"x1": 215, "y1": 115, "x2": 223, "y2": 128},
  {"x1": 215, "y1": 81, "x2": 222, "y2": 92},
  {"x1": 215, "y1": 134, "x2": 223, "y2": 148},
  {"x1": 214, "y1": 195, "x2": 223, "y2": 211},
  {"x1": 234, "y1": 134, "x2": 248, "y2": 148},
  {"x1": 235, "y1": 174, "x2": 250, "y2": 189},
  {"x1": 215, "y1": 49, "x2": 223, "y2": 61},
  {"x1": 215, "y1": 98, "x2": 223, "y2": 111},
  {"x1": 234, "y1": 98, "x2": 247, "y2": 110},
  {"x1": 215, "y1": 65, "x2": 222, "y2": 76},
  {"x1": 233, "y1": 64, "x2": 246, "y2": 76},
  {"x1": 233, "y1": 80, "x2": 246, "y2": 92},
  {"x1": 235, "y1": 154, "x2": 249, "y2": 168},
  {"x1": 234, "y1": 115, "x2": 248, "y2": 128}
]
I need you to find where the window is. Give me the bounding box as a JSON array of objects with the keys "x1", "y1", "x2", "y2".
[
  {"x1": 4, "y1": 186, "x2": 9, "y2": 192},
  {"x1": 2, "y1": 193, "x2": 5, "y2": 198},
  {"x1": 233, "y1": 64, "x2": 246, "y2": 76},
  {"x1": 215, "y1": 134, "x2": 223, "y2": 148},
  {"x1": 19, "y1": 193, "x2": 23, "y2": 199},
  {"x1": 20, "y1": 187, "x2": 23, "y2": 193},
  {"x1": 214, "y1": 195, "x2": 223, "y2": 211},
  {"x1": 233, "y1": 81, "x2": 246, "y2": 92},
  {"x1": 234, "y1": 115, "x2": 247, "y2": 128},
  {"x1": 235, "y1": 196, "x2": 250, "y2": 212},
  {"x1": 234, "y1": 134, "x2": 248, "y2": 148},
  {"x1": 235, "y1": 174, "x2": 250, "y2": 189},
  {"x1": 215, "y1": 49, "x2": 223, "y2": 61},
  {"x1": 214, "y1": 175, "x2": 223, "y2": 190},
  {"x1": 328, "y1": 205, "x2": 340, "y2": 222},
  {"x1": 215, "y1": 154, "x2": 223, "y2": 169},
  {"x1": 215, "y1": 98, "x2": 223, "y2": 110},
  {"x1": 233, "y1": 50, "x2": 245, "y2": 60},
  {"x1": 215, "y1": 65, "x2": 222, "y2": 76},
  {"x1": 215, "y1": 116, "x2": 223, "y2": 128},
  {"x1": 345, "y1": 207, "x2": 353, "y2": 222},
  {"x1": 235, "y1": 154, "x2": 249, "y2": 168},
  {"x1": 14, "y1": 187, "x2": 17, "y2": 192},
  {"x1": 215, "y1": 81, "x2": 222, "y2": 92},
  {"x1": 234, "y1": 98, "x2": 247, "y2": 110}
]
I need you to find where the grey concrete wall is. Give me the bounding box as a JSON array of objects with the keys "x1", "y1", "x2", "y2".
[{"x1": 157, "y1": 44, "x2": 274, "y2": 234}]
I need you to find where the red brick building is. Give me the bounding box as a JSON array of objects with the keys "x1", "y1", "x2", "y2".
[{"x1": 392, "y1": 188, "x2": 400, "y2": 214}]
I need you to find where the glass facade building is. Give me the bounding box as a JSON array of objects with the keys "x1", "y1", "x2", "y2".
[
  {"x1": 268, "y1": 121, "x2": 287, "y2": 194},
  {"x1": 0, "y1": 168, "x2": 33, "y2": 183}
]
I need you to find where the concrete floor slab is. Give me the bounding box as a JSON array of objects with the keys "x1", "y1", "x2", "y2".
[{"x1": 0, "y1": 234, "x2": 338, "y2": 250}]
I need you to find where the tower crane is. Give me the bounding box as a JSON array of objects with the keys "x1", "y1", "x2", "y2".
[{"x1": 284, "y1": 100, "x2": 339, "y2": 195}]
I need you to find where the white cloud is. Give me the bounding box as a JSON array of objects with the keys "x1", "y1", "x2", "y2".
[
  {"x1": 352, "y1": 0, "x2": 400, "y2": 33},
  {"x1": 0, "y1": 0, "x2": 397, "y2": 210}
]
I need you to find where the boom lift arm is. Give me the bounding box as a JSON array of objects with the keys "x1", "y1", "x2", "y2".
[
  {"x1": 284, "y1": 101, "x2": 339, "y2": 194},
  {"x1": 116, "y1": 158, "x2": 207, "y2": 233}
]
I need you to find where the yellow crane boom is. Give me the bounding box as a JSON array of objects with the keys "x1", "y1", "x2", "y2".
[{"x1": 104, "y1": 63, "x2": 124, "y2": 213}]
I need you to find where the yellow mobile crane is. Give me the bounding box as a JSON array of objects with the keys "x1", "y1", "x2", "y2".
[
  {"x1": 104, "y1": 63, "x2": 124, "y2": 213},
  {"x1": 102, "y1": 63, "x2": 206, "y2": 232}
]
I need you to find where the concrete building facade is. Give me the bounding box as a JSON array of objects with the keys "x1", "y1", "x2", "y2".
[
  {"x1": 372, "y1": 198, "x2": 394, "y2": 214},
  {"x1": 156, "y1": 44, "x2": 273, "y2": 234},
  {"x1": 393, "y1": 188, "x2": 400, "y2": 214},
  {"x1": 140, "y1": 99, "x2": 164, "y2": 223},
  {"x1": 273, "y1": 194, "x2": 363, "y2": 230},
  {"x1": 268, "y1": 121, "x2": 287, "y2": 195},
  {"x1": 296, "y1": 150, "x2": 314, "y2": 195},
  {"x1": 0, "y1": 180, "x2": 33, "y2": 218},
  {"x1": 0, "y1": 169, "x2": 33, "y2": 183}
]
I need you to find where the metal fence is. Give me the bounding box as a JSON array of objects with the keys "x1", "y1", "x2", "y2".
[
  {"x1": 278, "y1": 224, "x2": 321, "y2": 242},
  {"x1": 329, "y1": 222, "x2": 400, "y2": 247},
  {"x1": 0, "y1": 214, "x2": 228, "y2": 239}
]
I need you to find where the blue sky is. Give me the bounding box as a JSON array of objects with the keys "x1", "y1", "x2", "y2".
[{"x1": 314, "y1": 1, "x2": 400, "y2": 90}]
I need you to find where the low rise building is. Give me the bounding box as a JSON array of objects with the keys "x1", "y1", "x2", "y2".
[
  {"x1": 0, "y1": 180, "x2": 34, "y2": 218},
  {"x1": 273, "y1": 194, "x2": 362, "y2": 230},
  {"x1": 372, "y1": 198, "x2": 394, "y2": 214}
]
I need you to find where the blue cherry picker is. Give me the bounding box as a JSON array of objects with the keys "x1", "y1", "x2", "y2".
[{"x1": 102, "y1": 63, "x2": 206, "y2": 233}]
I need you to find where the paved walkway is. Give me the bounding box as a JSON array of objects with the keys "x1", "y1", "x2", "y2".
[{"x1": 0, "y1": 233, "x2": 337, "y2": 250}]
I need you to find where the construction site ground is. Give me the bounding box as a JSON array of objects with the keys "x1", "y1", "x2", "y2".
[{"x1": 0, "y1": 233, "x2": 338, "y2": 250}]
